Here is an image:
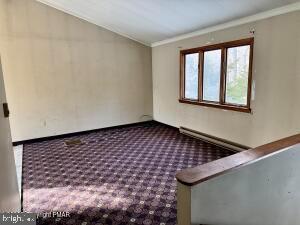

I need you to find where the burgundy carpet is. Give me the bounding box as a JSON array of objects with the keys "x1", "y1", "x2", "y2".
[{"x1": 22, "y1": 121, "x2": 234, "y2": 225}]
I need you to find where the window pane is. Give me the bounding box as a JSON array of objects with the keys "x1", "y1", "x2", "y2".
[
  {"x1": 203, "y1": 50, "x2": 222, "y2": 102},
  {"x1": 184, "y1": 53, "x2": 199, "y2": 100},
  {"x1": 225, "y1": 45, "x2": 250, "y2": 105}
]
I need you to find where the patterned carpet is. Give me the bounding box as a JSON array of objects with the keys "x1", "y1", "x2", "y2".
[{"x1": 22, "y1": 121, "x2": 234, "y2": 225}]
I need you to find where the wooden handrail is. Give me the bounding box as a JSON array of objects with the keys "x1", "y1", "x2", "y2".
[{"x1": 176, "y1": 134, "x2": 300, "y2": 186}]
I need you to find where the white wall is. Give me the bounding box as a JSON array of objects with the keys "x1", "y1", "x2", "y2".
[
  {"x1": 0, "y1": 0, "x2": 153, "y2": 142},
  {"x1": 152, "y1": 11, "x2": 300, "y2": 147},
  {"x1": 190, "y1": 144, "x2": 300, "y2": 225},
  {"x1": 0, "y1": 58, "x2": 20, "y2": 212}
]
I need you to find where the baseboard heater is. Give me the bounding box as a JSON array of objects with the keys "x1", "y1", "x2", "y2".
[{"x1": 179, "y1": 127, "x2": 250, "y2": 152}]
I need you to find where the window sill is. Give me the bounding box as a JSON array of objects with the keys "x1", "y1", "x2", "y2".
[{"x1": 179, "y1": 99, "x2": 251, "y2": 113}]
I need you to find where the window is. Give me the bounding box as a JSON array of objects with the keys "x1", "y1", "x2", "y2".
[
  {"x1": 184, "y1": 53, "x2": 199, "y2": 100},
  {"x1": 225, "y1": 45, "x2": 250, "y2": 105},
  {"x1": 203, "y1": 50, "x2": 222, "y2": 102},
  {"x1": 180, "y1": 38, "x2": 253, "y2": 113}
]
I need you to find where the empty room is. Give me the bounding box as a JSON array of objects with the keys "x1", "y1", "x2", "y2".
[{"x1": 0, "y1": 0, "x2": 300, "y2": 225}]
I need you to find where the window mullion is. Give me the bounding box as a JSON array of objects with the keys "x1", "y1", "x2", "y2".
[
  {"x1": 220, "y1": 48, "x2": 227, "y2": 105},
  {"x1": 181, "y1": 54, "x2": 185, "y2": 99},
  {"x1": 198, "y1": 51, "x2": 204, "y2": 102}
]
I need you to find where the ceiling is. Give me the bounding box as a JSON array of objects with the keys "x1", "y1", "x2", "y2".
[{"x1": 37, "y1": 0, "x2": 299, "y2": 46}]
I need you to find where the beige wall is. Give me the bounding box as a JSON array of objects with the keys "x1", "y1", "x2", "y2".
[
  {"x1": 152, "y1": 11, "x2": 300, "y2": 147},
  {"x1": 0, "y1": 0, "x2": 153, "y2": 142}
]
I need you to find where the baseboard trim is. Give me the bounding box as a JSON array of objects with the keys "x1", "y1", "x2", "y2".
[
  {"x1": 180, "y1": 126, "x2": 251, "y2": 152},
  {"x1": 12, "y1": 120, "x2": 154, "y2": 146},
  {"x1": 13, "y1": 121, "x2": 249, "y2": 152}
]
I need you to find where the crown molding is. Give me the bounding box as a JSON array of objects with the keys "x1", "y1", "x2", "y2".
[
  {"x1": 36, "y1": 0, "x2": 151, "y2": 47},
  {"x1": 151, "y1": 2, "x2": 300, "y2": 47}
]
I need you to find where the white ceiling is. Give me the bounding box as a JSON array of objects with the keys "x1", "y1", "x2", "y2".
[{"x1": 37, "y1": 0, "x2": 300, "y2": 46}]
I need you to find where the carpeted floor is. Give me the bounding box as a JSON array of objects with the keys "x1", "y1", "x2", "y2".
[{"x1": 22, "y1": 121, "x2": 234, "y2": 225}]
